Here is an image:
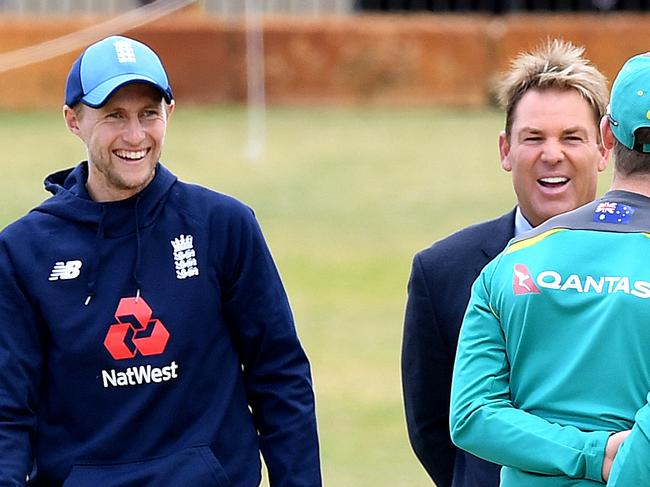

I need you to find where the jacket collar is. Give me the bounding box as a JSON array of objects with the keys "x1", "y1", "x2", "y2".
[
  {"x1": 38, "y1": 161, "x2": 177, "y2": 238},
  {"x1": 480, "y1": 208, "x2": 517, "y2": 262}
]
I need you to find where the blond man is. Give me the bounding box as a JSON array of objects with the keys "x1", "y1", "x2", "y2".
[{"x1": 402, "y1": 39, "x2": 609, "y2": 487}]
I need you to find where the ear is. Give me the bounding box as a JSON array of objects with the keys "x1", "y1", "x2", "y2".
[
  {"x1": 600, "y1": 114, "x2": 616, "y2": 151},
  {"x1": 597, "y1": 139, "x2": 610, "y2": 173},
  {"x1": 63, "y1": 104, "x2": 81, "y2": 136},
  {"x1": 499, "y1": 130, "x2": 512, "y2": 172},
  {"x1": 165, "y1": 100, "x2": 175, "y2": 121}
]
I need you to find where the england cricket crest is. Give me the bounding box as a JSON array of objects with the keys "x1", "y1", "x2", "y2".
[{"x1": 171, "y1": 234, "x2": 199, "y2": 280}]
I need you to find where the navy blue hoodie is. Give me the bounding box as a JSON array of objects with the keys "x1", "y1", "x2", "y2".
[{"x1": 0, "y1": 162, "x2": 321, "y2": 486}]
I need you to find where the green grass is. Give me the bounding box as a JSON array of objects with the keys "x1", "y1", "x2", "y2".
[
  {"x1": 0, "y1": 105, "x2": 614, "y2": 486},
  {"x1": 163, "y1": 105, "x2": 510, "y2": 485}
]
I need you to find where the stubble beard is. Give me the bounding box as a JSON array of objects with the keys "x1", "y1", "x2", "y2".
[{"x1": 88, "y1": 152, "x2": 156, "y2": 200}]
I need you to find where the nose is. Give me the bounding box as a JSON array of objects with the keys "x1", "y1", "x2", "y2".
[
  {"x1": 122, "y1": 116, "x2": 146, "y2": 145},
  {"x1": 540, "y1": 139, "x2": 564, "y2": 165}
]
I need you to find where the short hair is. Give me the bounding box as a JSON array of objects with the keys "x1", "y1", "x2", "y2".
[
  {"x1": 613, "y1": 127, "x2": 650, "y2": 176},
  {"x1": 495, "y1": 39, "x2": 609, "y2": 139}
]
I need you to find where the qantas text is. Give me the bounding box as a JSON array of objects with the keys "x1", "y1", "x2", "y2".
[{"x1": 536, "y1": 271, "x2": 650, "y2": 298}]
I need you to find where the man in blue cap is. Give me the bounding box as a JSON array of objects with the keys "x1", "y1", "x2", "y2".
[
  {"x1": 0, "y1": 35, "x2": 321, "y2": 486},
  {"x1": 450, "y1": 52, "x2": 650, "y2": 487}
]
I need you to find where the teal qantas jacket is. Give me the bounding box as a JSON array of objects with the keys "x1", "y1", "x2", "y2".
[
  {"x1": 608, "y1": 392, "x2": 650, "y2": 486},
  {"x1": 450, "y1": 190, "x2": 650, "y2": 487}
]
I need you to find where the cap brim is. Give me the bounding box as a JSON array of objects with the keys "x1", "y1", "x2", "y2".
[{"x1": 81, "y1": 74, "x2": 172, "y2": 108}]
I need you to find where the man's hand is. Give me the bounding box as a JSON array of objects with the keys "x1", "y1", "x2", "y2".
[{"x1": 602, "y1": 430, "x2": 631, "y2": 482}]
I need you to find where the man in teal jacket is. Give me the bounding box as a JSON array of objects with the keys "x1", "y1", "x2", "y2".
[{"x1": 450, "y1": 52, "x2": 650, "y2": 486}]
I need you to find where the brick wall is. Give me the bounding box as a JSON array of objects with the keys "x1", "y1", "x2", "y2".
[{"x1": 0, "y1": 12, "x2": 648, "y2": 109}]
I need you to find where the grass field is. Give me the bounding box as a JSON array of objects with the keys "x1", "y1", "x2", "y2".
[{"x1": 0, "y1": 105, "x2": 614, "y2": 485}]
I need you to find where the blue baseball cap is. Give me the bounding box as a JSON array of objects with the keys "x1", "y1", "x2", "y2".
[
  {"x1": 609, "y1": 53, "x2": 650, "y2": 153},
  {"x1": 65, "y1": 35, "x2": 173, "y2": 108}
]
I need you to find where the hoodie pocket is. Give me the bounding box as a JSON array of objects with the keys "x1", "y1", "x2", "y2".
[{"x1": 62, "y1": 446, "x2": 230, "y2": 487}]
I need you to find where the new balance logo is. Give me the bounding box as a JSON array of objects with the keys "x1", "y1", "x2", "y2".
[{"x1": 49, "y1": 260, "x2": 82, "y2": 281}]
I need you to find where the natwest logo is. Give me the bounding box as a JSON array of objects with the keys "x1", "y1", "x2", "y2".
[
  {"x1": 513, "y1": 264, "x2": 540, "y2": 295},
  {"x1": 104, "y1": 297, "x2": 170, "y2": 360}
]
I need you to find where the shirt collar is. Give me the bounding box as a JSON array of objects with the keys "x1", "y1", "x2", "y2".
[{"x1": 514, "y1": 206, "x2": 534, "y2": 237}]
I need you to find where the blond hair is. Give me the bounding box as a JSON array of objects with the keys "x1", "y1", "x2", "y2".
[{"x1": 495, "y1": 39, "x2": 608, "y2": 138}]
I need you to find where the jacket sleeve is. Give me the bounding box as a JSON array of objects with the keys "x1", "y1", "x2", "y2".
[
  {"x1": 607, "y1": 393, "x2": 650, "y2": 486},
  {"x1": 450, "y1": 266, "x2": 610, "y2": 482},
  {"x1": 401, "y1": 254, "x2": 455, "y2": 487},
  {"x1": 0, "y1": 239, "x2": 42, "y2": 485},
  {"x1": 220, "y1": 209, "x2": 321, "y2": 487}
]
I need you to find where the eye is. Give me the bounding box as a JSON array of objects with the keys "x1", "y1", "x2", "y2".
[
  {"x1": 565, "y1": 135, "x2": 586, "y2": 143},
  {"x1": 523, "y1": 135, "x2": 542, "y2": 142},
  {"x1": 142, "y1": 109, "x2": 161, "y2": 118}
]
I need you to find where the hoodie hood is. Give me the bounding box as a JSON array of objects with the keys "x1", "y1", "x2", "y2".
[
  {"x1": 35, "y1": 161, "x2": 177, "y2": 304},
  {"x1": 37, "y1": 161, "x2": 177, "y2": 238}
]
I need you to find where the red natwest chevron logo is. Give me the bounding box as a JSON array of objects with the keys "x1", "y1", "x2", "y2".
[{"x1": 104, "y1": 297, "x2": 170, "y2": 360}]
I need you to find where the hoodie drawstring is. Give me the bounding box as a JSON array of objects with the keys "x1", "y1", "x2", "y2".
[
  {"x1": 84, "y1": 197, "x2": 144, "y2": 306},
  {"x1": 133, "y1": 195, "x2": 143, "y2": 302},
  {"x1": 84, "y1": 206, "x2": 105, "y2": 306}
]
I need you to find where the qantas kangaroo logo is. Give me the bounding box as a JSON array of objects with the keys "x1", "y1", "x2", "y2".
[
  {"x1": 513, "y1": 264, "x2": 541, "y2": 295},
  {"x1": 103, "y1": 297, "x2": 170, "y2": 360}
]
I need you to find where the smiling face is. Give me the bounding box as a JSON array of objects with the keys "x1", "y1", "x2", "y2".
[
  {"x1": 63, "y1": 82, "x2": 174, "y2": 202},
  {"x1": 499, "y1": 88, "x2": 609, "y2": 227}
]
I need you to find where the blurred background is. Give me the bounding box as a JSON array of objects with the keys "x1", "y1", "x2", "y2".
[{"x1": 0, "y1": 1, "x2": 643, "y2": 485}]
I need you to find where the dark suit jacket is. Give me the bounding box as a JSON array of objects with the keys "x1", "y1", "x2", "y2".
[{"x1": 401, "y1": 209, "x2": 516, "y2": 487}]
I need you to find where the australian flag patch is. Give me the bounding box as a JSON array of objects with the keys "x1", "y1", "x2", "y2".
[{"x1": 592, "y1": 201, "x2": 635, "y2": 224}]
